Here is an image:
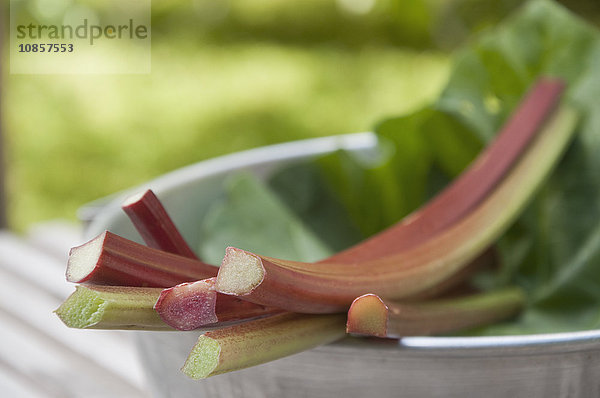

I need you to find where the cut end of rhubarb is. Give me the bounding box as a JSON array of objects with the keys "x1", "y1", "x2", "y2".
[
  {"x1": 216, "y1": 247, "x2": 264, "y2": 295},
  {"x1": 346, "y1": 294, "x2": 388, "y2": 337},
  {"x1": 66, "y1": 232, "x2": 106, "y2": 283},
  {"x1": 181, "y1": 335, "x2": 221, "y2": 379},
  {"x1": 121, "y1": 190, "x2": 148, "y2": 207},
  {"x1": 155, "y1": 279, "x2": 218, "y2": 330},
  {"x1": 55, "y1": 286, "x2": 107, "y2": 329}
]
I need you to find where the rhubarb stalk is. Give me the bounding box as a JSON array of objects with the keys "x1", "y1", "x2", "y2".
[
  {"x1": 120, "y1": 191, "x2": 283, "y2": 328},
  {"x1": 154, "y1": 278, "x2": 218, "y2": 330},
  {"x1": 66, "y1": 231, "x2": 217, "y2": 287},
  {"x1": 409, "y1": 247, "x2": 497, "y2": 300},
  {"x1": 216, "y1": 105, "x2": 578, "y2": 313},
  {"x1": 121, "y1": 191, "x2": 223, "y2": 326},
  {"x1": 325, "y1": 79, "x2": 564, "y2": 263},
  {"x1": 55, "y1": 285, "x2": 171, "y2": 330},
  {"x1": 122, "y1": 189, "x2": 200, "y2": 259},
  {"x1": 154, "y1": 278, "x2": 283, "y2": 330},
  {"x1": 346, "y1": 287, "x2": 524, "y2": 338},
  {"x1": 181, "y1": 313, "x2": 345, "y2": 379}
]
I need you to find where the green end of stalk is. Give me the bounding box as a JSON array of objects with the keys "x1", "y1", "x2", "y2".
[
  {"x1": 55, "y1": 286, "x2": 107, "y2": 328},
  {"x1": 55, "y1": 285, "x2": 170, "y2": 330},
  {"x1": 181, "y1": 313, "x2": 346, "y2": 379},
  {"x1": 181, "y1": 336, "x2": 221, "y2": 379}
]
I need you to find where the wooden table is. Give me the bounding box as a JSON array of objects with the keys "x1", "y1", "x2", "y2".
[{"x1": 0, "y1": 221, "x2": 149, "y2": 397}]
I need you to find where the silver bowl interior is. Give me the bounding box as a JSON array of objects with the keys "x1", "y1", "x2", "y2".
[{"x1": 86, "y1": 133, "x2": 600, "y2": 398}]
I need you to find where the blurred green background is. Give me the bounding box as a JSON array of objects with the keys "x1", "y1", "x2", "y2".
[{"x1": 3, "y1": 0, "x2": 600, "y2": 231}]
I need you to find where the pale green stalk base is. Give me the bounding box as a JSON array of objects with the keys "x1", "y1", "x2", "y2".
[
  {"x1": 55, "y1": 285, "x2": 172, "y2": 330},
  {"x1": 386, "y1": 287, "x2": 525, "y2": 337},
  {"x1": 182, "y1": 313, "x2": 346, "y2": 379}
]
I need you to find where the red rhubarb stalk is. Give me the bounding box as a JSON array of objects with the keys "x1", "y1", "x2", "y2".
[
  {"x1": 154, "y1": 278, "x2": 218, "y2": 329},
  {"x1": 213, "y1": 292, "x2": 284, "y2": 323},
  {"x1": 122, "y1": 189, "x2": 200, "y2": 259},
  {"x1": 215, "y1": 105, "x2": 578, "y2": 313},
  {"x1": 66, "y1": 231, "x2": 217, "y2": 287},
  {"x1": 212, "y1": 80, "x2": 559, "y2": 313},
  {"x1": 120, "y1": 190, "x2": 283, "y2": 328},
  {"x1": 122, "y1": 189, "x2": 222, "y2": 324},
  {"x1": 346, "y1": 288, "x2": 524, "y2": 338},
  {"x1": 325, "y1": 79, "x2": 564, "y2": 263},
  {"x1": 409, "y1": 247, "x2": 497, "y2": 300},
  {"x1": 154, "y1": 278, "x2": 283, "y2": 330}
]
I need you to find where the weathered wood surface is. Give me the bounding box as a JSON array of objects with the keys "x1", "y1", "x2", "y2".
[{"x1": 0, "y1": 222, "x2": 149, "y2": 397}]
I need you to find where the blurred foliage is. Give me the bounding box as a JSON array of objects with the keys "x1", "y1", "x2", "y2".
[
  {"x1": 153, "y1": 0, "x2": 600, "y2": 49},
  {"x1": 4, "y1": 42, "x2": 447, "y2": 230},
  {"x1": 3, "y1": 0, "x2": 600, "y2": 230}
]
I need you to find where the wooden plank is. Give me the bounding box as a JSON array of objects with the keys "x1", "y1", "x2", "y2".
[
  {"x1": 0, "y1": 231, "x2": 151, "y2": 395},
  {"x1": 0, "y1": 357, "x2": 50, "y2": 398},
  {"x1": 26, "y1": 221, "x2": 86, "y2": 263},
  {"x1": 0, "y1": 230, "x2": 73, "y2": 300},
  {"x1": 0, "y1": 309, "x2": 147, "y2": 398},
  {"x1": 0, "y1": 263, "x2": 148, "y2": 393}
]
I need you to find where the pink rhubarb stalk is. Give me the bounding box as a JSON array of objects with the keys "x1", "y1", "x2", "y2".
[
  {"x1": 154, "y1": 278, "x2": 218, "y2": 329},
  {"x1": 122, "y1": 189, "x2": 200, "y2": 259},
  {"x1": 182, "y1": 312, "x2": 346, "y2": 379},
  {"x1": 408, "y1": 247, "x2": 497, "y2": 300},
  {"x1": 122, "y1": 189, "x2": 222, "y2": 325},
  {"x1": 346, "y1": 287, "x2": 524, "y2": 338},
  {"x1": 215, "y1": 105, "x2": 578, "y2": 313},
  {"x1": 119, "y1": 190, "x2": 284, "y2": 328},
  {"x1": 66, "y1": 231, "x2": 217, "y2": 287},
  {"x1": 325, "y1": 79, "x2": 564, "y2": 263},
  {"x1": 154, "y1": 277, "x2": 283, "y2": 330}
]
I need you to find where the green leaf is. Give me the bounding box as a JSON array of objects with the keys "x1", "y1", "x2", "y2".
[
  {"x1": 267, "y1": 163, "x2": 363, "y2": 252},
  {"x1": 198, "y1": 173, "x2": 333, "y2": 265},
  {"x1": 430, "y1": 0, "x2": 600, "y2": 334},
  {"x1": 198, "y1": 0, "x2": 600, "y2": 335},
  {"x1": 317, "y1": 108, "x2": 437, "y2": 237},
  {"x1": 316, "y1": 0, "x2": 600, "y2": 334}
]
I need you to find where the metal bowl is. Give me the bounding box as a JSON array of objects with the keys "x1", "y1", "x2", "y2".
[{"x1": 85, "y1": 133, "x2": 600, "y2": 398}]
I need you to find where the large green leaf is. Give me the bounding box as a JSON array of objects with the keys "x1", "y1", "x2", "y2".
[
  {"x1": 267, "y1": 163, "x2": 363, "y2": 252},
  {"x1": 317, "y1": 0, "x2": 600, "y2": 334},
  {"x1": 198, "y1": 0, "x2": 600, "y2": 335},
  {"x1": 433, "y1": 0, "x2": 600, "y2": 334},
  {"x1": 198, "y1": 173, "x2": 333, "y2": 264}
]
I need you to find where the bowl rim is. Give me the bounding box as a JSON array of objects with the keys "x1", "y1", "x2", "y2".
[{"x1": 85, "y1": 132, "x2": 600, "y2": 354}]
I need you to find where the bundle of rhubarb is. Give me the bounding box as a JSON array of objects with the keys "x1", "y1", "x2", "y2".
[{"x1": 56, "y1": 0, "x2": 600, "y2": 380}]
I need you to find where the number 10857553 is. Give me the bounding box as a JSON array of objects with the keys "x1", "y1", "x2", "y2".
[{"x1": 18, "y1": 43, "x2": 74, "y2": 53}]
